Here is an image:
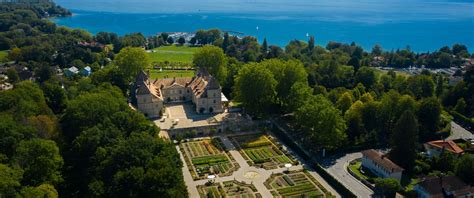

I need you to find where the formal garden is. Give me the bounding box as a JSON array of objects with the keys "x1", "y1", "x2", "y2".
[
  {"x1": 229, "y1": 133, "x2": 296, "y2": 169},
  {"x1": 197, "y1": 180, "x2": 262, "y2": 198},
  {"x1": 264, "y1": 170, "x2": 334, "y2": 198},
  {"x1": 179, "y1": 138, "x2": 239, "y2": 180}
]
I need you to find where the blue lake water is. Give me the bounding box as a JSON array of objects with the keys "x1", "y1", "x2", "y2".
[{"x1": 53, "y1": 0, "x2": 474, "y2": 52}]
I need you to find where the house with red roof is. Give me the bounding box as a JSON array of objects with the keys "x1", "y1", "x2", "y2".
[{"x1": 424, "y1": 140, "x2": 464, "y2": 157}]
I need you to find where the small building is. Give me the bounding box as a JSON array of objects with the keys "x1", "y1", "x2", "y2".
[
  {"x1": 361, "y1": 149, "x2": 404, "y2": 181},
  {"x1": 80, "y1": 66, "x2": 91, "y2": 77},
  {"x1": 64, "y1": 66, "x2": 79, "y2": 78},
  {"x1": 414, "y1": 176, "x2": 474, "y2": 198},
  {"x1": 424, "y1": 140, "x2": 464, "y2": 157}
]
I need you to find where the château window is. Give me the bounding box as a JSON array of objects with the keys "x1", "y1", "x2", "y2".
[{"x1": 213, "y1": 100, "x2": 216, "y2": 104}]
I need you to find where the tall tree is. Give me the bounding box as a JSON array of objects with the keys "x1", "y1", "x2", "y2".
[
  {"x1": 295, "y1": 95, "x2": 347, "y2": 150},
  {"x1": 193, "y1": 45, "x2": 228, "y2": 84},
  {"x1": 389, "y1": 110, "x2": 418, "y2": 171},
  {"x1": 455, "y1": 154, "x2": 474, "y2": 185},
  {"x1": 233, "y1": 63, "x2": 276, "y2": 117},
  {"x1": 13, "y1": 139, "x2": 63, "y2": 186},
  {"x1": 264, "y1": 59, "x2": 308, "y2": 107},
  {"x1": 114, "y1": 47, "x2": 150, "y2": 82},
  {"x1": 417, "y1": 97, "x2": 441, "y2": 141},
  {"x1": 307, "y1": 35, "x2": 315, "y2": 54}
]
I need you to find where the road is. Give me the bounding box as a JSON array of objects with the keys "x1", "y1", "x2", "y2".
[
  {"x1": 322, "y1": 152, "x2": 374, "y2": 197},
  {"x1": 448, "y1": 121, "x2": 473, "y2": 140}
]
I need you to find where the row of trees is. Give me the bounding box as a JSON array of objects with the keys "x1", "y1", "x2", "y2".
[{"x1": 0, "y1": 3, "x2": 188, "y2": 197}]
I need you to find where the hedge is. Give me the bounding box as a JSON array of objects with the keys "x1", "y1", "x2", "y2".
[{"x1": 451, "y1": 111, "x2": 474, "y2": 130}]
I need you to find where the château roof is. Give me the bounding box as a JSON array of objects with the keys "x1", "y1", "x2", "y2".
[{"x1": 135, "y1": 69, "x2": 221, "y2": 100}]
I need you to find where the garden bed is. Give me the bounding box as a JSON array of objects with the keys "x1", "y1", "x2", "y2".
[
  {"x1": 197, "y1": 180, "x2": 261, "y2": 198},
  {"x1": 229, "y1": 133, "x2": 296, "y2": 169},
  {"x1": 264, "y1": 170, "x2": 334, "y2": 198},
  {"x1": 179, "y1": 138, "x2": 238, "y2": 180}
]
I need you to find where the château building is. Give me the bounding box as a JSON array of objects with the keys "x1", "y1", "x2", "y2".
[{"x1": 135, "y1": 70, "x2": 224, "y2": 118}]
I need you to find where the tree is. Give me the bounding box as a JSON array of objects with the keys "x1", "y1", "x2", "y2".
[
  {"x1": 177, "y1": 36, "x2": 185, "y2": 45},
  {"x1": 13, "y1": 139, "x2": 63, "y2": 186},
  {"x1": 454, "y1": 98, "x2": 467, "y2": 115},
  {"x1": 455, "y1": 154, "x2": 474, "y2": 185},
  {"x1": 372, "y1": 44, "x2": 382, "y2": 56},
  {"x1": 190, "y1": 37, "x2": 197, "y2": 45},
  {"x1": 8, "y1": 47, "x2": 22, "y2": 62},
  {"x1": 89, "y1": 132, "x2": 188, "y2": 197},
  {"x1": 374, "y1": 178, "x2": 401, "y2": 198},
  {"x1": 355, "y1": 67, "x2": 376, "y2": 88},
  {"x1": 19, "y1": 184, "x2": 58, "y2": 198},
  {"x1": 295, "y1": 95, "x2": 347, "y2": 150},
  {"x1": 27, "y1": 115, "x2": 59, "y2": 140},
  {"x1": 0, "y1": 164, "x2": 23, "y2": 197},
  {"x1": 233, "y1": 63, "x2": 276, "y2": 117},
  {"x1": 417, "y1": 97, "x2": 441, "y2": 141},
  {"x1": 41, "y1": 81, "x2": 67, "y2": 114},
  {"x1": 261, "y1": 38, "x2": 268, "y2": 54},
  {"x1": 435, "y1": 75, "x2": 444, "y2": 96},
  {"x1": 264, "y1": 59, "x2": 308, "y2": 107},
  {"x1": 166, "y1": 36, "x2": 174, "y2": 45},
  {"x1": 389, "y1": 110, "x2": 418, "y2": 171},
  {"x1": 193, "y1": 45, "x2": 228, "y2": 84},
  {"x1": 407, "y1": 75, "x2": 435, "y2": 99},
  {"x1": 307, "y1": 35, "x2": 315, "y2": 54},
  {"x1": 114, "y1": 47, "x2": 150, "y2": 82},
  {"x1": 287, "y1": 82, "x2": 313, "y2": 112},
  {"x1": 6, "y1": 68, "x2": 19, "y2": 84},
  {"x1": 344, "y1": 101, "x2": 365, "y2": 140},
  {"x1": 335, "y1": 92, "x2": 353, "y2": 114}
]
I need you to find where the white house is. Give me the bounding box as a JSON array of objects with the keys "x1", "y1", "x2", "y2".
[{"x1": 361, "y1": 149, "x2": 404, "y2": 181}]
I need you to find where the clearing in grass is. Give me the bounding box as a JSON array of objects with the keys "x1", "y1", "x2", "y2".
[{"x1": 148, "y1": 45, "x2": 200, "y2": 66}]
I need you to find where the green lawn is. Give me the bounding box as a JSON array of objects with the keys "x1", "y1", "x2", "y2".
[
  {"x1": 148, "y1": 45, "x2": 200, "y2": 65},
  {"x1": 348, "y1": 161, "x2": 369, "y2": 180},
  {"x1": 149, "y1": 69, "x2": 195, "y2": 79},
  {"x1": 0, "y1": 50, "x2": 8, "y2": 63}
]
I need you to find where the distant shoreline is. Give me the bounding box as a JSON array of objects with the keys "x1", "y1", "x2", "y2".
[{"x1": 53, "y1": 9, "x2": 473, "y2": 53}]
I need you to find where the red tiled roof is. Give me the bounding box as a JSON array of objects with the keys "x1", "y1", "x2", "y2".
[
  {"x1": 361, "y1": 149, "x2": 404, "y2": 173},
  {"x1": 426, "y1": 140, "x2": 464, "y2": 154}
]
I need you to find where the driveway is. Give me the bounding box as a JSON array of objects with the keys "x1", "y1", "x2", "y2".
[
  {"x1": 448, "y1": 121, "x2": 473, "y2": 140},
  {"x1": 322, "y1": 152, "x2": 374, "y2": 197}
]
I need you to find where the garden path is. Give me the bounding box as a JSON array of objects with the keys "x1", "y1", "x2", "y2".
[{"x1": 178, "y1": 134, "x2": 338, "y2": 198}]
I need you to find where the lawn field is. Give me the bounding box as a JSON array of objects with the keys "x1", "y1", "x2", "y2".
[
  {"x1": 265, "y1": 171, "x2": 334, "y2": 198},
  {"x1": 230, "y1": 134, "x2": 295, "y2": 169},
  {"x1": 0, "y1": 50, "x2": 8, "y2": 62},
  {"x1": 149, "y1": 69, "x2": 195, "y2": 79},
  {"x1": 148, "y1": 45, "x2": 200, "y2": 65},
  {"x1": 179, "y1": 138, "x2": 238, "y2": 180},
  {"x1": 197, "y1": 180, "x2": 261, "y2": 198}
]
